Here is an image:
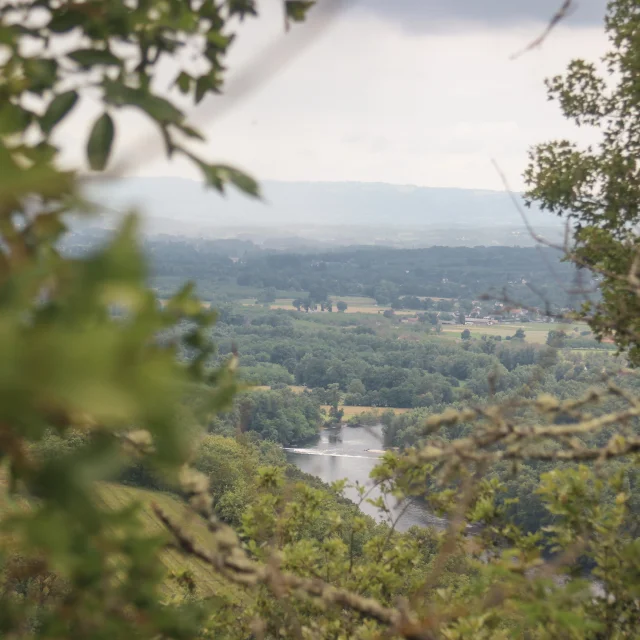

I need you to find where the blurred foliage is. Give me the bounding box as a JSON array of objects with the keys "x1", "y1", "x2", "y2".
[{"x1": 0, "y1": 0, "x2": 297, "y2": 635}]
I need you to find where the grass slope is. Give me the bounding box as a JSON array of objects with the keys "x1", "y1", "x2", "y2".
[
  {"x1": 97, "y1": 483, "x2": 246, "y2": 600},
  {"x1": 0, "y1": 476, "x2": 246, "y2": 602}
]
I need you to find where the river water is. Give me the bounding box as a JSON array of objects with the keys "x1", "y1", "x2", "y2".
[{"x1": 285, "y1": 425, "x2": 446, "y2": 532}]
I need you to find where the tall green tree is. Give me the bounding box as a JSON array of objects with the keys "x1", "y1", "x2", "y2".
[{"x1": 525, "y1": 0, "x2": 640, "y2": 362}]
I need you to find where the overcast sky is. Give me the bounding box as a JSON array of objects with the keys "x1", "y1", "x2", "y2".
[{"x1": 74, "y1": 0, "x2": 610, "y2": 192}]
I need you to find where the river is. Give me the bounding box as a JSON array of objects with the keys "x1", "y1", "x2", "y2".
[{"x1": 285, "y1": 424, "x2": 446, "y2": 532}]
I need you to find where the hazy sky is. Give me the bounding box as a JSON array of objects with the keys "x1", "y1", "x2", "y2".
[{"x1": 70, "y1": 0, "x2": 610, "y2": 191}]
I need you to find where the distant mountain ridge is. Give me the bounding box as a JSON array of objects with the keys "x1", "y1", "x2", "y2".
[{"x1": 87, "y1": 177, "x2": 560, "y2": 229}]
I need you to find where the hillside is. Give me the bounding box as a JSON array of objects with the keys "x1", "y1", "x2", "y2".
[
  {"x1": 97, "y1": 483, "x2": 245, "y2": 599},
  {"x1": 0, "y1": 479, "x2": 245, "y2": 602},
  {"x1": 84, "y1": 178, "x2": 563, "y2": 247}
]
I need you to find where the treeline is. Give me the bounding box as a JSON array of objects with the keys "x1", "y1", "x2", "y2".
[
  {"x1": 133, "y1": 237, "x2": 589, "y2": 308},
  {"x1": 209, "y1": 387, "x2": 322, "y2": 446},
  {"x1": 208, "y1": 309, "x2": 622, "y2": 415}
]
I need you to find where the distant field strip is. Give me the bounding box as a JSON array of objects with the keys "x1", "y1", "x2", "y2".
[
  {"x1": 322, "y1": 405, "x2": 411, "y2": 417},
  {"x1": 242, "y1": 296, "x2": 415, "y2": 315},
  {"x1": 441, "y1": 322, "x2": 590, "y2": 345},
  {"x1": 252, "y1": 385, "x2": 307, "y2": 393}
]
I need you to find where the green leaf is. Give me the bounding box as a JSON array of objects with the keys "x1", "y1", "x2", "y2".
[
  {"x1": 105, "y1": 81, "x2": 185, "y2": 124},
  {"x1": 87, "y1": 112, "x2": 115, "y2": 171},
  {"x1": 195, "y1": 76, "x2": 210, "y2": 104},
  {"x1": 218, "y1": 165, "x2": 261, "y2": 197},
  {"x1": 0, "y1": 25, "x2": 16, "y2": 45},
  {"x1": 285, "y1": 1, "x2": 315, "y2": 22},
  {"x1": 174, "y1": 122, "x2": 204, "y2": 141},
  {"x1": 198, "y1": 163, "x2": 224, "y2": 192},
  {"x1": 174, "y1": 71, "x2": 191, "y2": 93},
  {"x1": 0, "y1": 102, "x2": 32, "y2": 135},
  {"x1": 175, "y1": 72, "x2": 192, "y2": 94},
  {"x1": 48, "y1": 9, "x2": 82, "y2": 33},
  {"x1": 139, "y1": 95, "x2": 184, "y2": 124},
  {"x1": 227, "y1": 0, "x2": 258, "y2": 18},
  {"x1": 206, "y1": 31, "x2": 234, "y2": 50},
  {"x1": 40, "y1": 91, "x2": 79, "y2": 134},
  {"x1": 69, "y1": 48, "x2": 121, "y2": 68},
  {"x1": 196, "y1": 162, "x2": 260, "y2": 197},
  {"x1": 25, "y1": 59, "x2": 57, "y2": 94}
]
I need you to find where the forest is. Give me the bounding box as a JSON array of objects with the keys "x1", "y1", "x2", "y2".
[
  {"x1": 1, "y1": 1, "x2": 640, "y2": 639},
  {"x1": 62, "y1": 232, "x2": 589, "y2": 309},
  {"x1": 142, "y1": 239, "x2": 585, "y2": 309}
]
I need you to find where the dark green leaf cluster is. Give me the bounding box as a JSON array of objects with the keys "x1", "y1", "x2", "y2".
[{"x1": 525, "y1": 0, "x2": 640, "y2": 362}]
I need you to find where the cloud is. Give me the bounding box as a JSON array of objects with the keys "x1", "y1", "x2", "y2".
[{"x1": 355, "y1": 0, "x2": 608, "y2": 33}]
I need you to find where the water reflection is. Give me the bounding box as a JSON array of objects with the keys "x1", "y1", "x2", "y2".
[{"x1": 285, "y1": 425, "x2": 445, "y2": 532}]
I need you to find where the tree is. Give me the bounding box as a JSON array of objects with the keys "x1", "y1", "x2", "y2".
[
  {"x1": 461, "y1": 328, "x2": 471, "y2": 340},
  {"x1": 256, "y1": 287, "x2": 277, "y2": 303},
  {"x1": 292, "y1": 298, "x2": 303, "y2": 311},
  {"x1": 348, "y1": 379, "x2": 366, "y2": 395},
  {"x1": 325, "y1": 383, "x2": 344, "y2": 424},
  {"x1": 423, "y1": 311, "x2": 439, "y2": 325},
  {"x1": 480, "y1": 334, "x2": 497, "y2": 354},
  {"x1": 514, "y1": 327, "x2": 526, "y2": 340},
  {"x1": 525, "y1": 0, "x2": 640, "y2": 363},
  {"x1": 459, "y1": 299, "x2": 474, "y2": 313},
  {"x1": 336, "y1": 300, "x2": 348, "y2": 312},
  {"x1": 547, "y1": 329, "x2": 567, "y2": 348},
  {"x1": 308, "y1": 284, "x2": 328, "y2": 304},
  {"x1": 458, "y1": 311, "x2": 466, "y2": 325}
]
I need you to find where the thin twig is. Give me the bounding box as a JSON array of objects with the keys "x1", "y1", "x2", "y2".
[{"x1": 510, "y1": 1, "x2": 575, "y2": 61}]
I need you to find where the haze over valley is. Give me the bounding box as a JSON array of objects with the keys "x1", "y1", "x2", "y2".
[{"x1": 84, "y1": 177, "x2": 564, "y2": 249}]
